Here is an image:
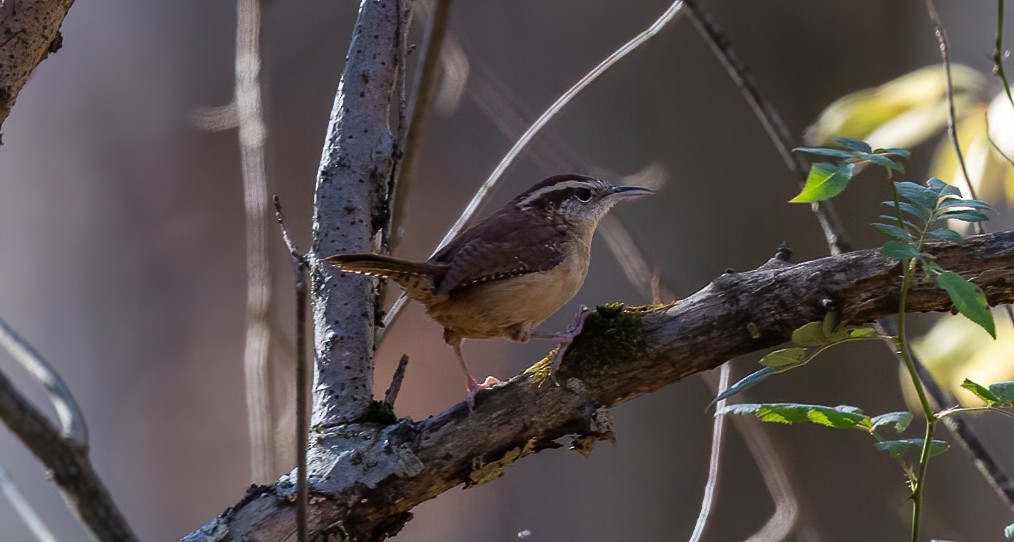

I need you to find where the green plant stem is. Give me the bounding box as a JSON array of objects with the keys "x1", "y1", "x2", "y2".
[
  {"x1": 887, "y1": 179, "x2": 938, "y2": 542},
  {"x1": 896, "y1": 259, "x2": 938, "y2": 542}
]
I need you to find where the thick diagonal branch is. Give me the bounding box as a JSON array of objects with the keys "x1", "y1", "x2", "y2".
[
  {"x1": 184, "y1": 231, "x2": 1014, "y2": 541},
  {"x1": 0, "y1": 0, "x2": 76, "y2": 132}
]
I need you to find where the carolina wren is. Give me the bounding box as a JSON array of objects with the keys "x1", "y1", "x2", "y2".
[{"x1": 324, "y1": 174, "x2": 652, "y2": 406}]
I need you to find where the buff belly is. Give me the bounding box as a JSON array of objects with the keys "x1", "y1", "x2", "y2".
[{"x1": 427, "y1": 245, "x2": 589, "y2": 341}]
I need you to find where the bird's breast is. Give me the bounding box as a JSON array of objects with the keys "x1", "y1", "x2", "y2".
[{"x1": 428, "y1": 240, "x2": 590, "y2": 340}]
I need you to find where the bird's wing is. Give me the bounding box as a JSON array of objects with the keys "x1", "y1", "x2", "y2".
[{"x1": 430, "y1": 209, "x2": 569, "y2": 296}]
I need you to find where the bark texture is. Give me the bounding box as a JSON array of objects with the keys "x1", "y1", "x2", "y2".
[
  {"x1": 182, "y1": 231, "x2": 1014, "y2": 541},
  {"x1": 0, "y1": 0, "x2": 76, "y2": 132}
]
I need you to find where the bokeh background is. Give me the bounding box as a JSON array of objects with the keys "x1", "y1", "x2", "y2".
[{"x1": 1, "y1": 1, "x2": 1012, "y2": 540}]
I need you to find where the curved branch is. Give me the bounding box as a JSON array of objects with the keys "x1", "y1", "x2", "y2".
[
  {"x1": 183, "y1": 230, "x2": 1014, "y2": 542},
  {"x1": 0, "y1": 352, "x2": 136, "y2": 540},
  {"x1": 0, "y1": 0, "x2": 76, "y2": 133}
]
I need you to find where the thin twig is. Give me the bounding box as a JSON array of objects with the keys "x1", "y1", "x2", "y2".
[
  {"x1": 994, "y1": 0, "x2": 1014, "y2": 110},
  {"x1": 0, "y1": 318, "x2": 87, "y2": 448},
  {"x1": 985, "y1": 112, "x2": 1014, "y2": 166},
  {"x1": 0, "y1": 464, "x2": 57, "y2": 542},
  {"x1": 0, "y1": 362, "x2": 137, "y2": 540},
  {"x1": 684, "y1": 0, "x2": 851, "y2": 255},
  {"x1": 381, "y1": 0, "x2": 687, "y2": 330},
  {"x1": 385, "y1": 354, "x2": 410, "y2": 407},
  {"x1": 926, "y1": 0, "x2": 984, "y2": 235},
  {"x1": 272, "y1": 196, "x2": 310, "y2": 542},
  {"x1": 391, "y1": 0, "x2": 454, "y2": 248},
  {"x1": 689, "y1": 363, "x2": 730, "y2": 542},
  {"x1": 236, "y1": 0, "x2": 276, "y2": 483}
]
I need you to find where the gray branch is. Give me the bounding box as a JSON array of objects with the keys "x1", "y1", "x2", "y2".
[
  {"x1": 309, "y1": 0, "x2": 411, "y2": 425},
  {"x1": 183, "y1": 230, "x2": 1014, "y2": 541},
  {"x1": 0, "y1": 0, "x2": 76, "y2": 133}
]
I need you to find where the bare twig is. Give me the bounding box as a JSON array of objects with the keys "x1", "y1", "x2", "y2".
[
  {"x1": 0, "y1": 358, "x2": 136, "y2": 540},
  {"x1": 236, "y1": 0, "x2": 276, "y2": 485},
  {"x1": 926, "y1": 0, "x2": 984, "y2": 235},
  {"x1": 0, "y1": 0, "x2": 77, "y2": 132},
  {"x1": 0, "y1": 464, "x2": 57, "y2": 542},
  {"x1": 689, "y1": 364, "x2": 730, "y2": 542},
  {"x1": 994, "y1": 0, "x2": 1014, "y2": 110},
  {"x1": 683, "y1": 0, "x2": 851, "y2": 255},
  {"x1": 384, "y1": 354, "x2": 410, "y2": 407},
  {"x1": 273, "y1": 196, "x2": 311, "y2": 541},
  {"x1": 0, "y1": 318, "x2": 87, "y2": 448},
  {"x1": 391, "y1": 0, "x2": 454, "y2": 244}
]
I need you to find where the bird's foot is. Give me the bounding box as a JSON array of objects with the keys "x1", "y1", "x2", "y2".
[
  {"x1": 465, "y1": 375, "x2": 501, "y2": 410},
  {"x1": 548, "y1": 305, "x2": 592, "y2": 374}
]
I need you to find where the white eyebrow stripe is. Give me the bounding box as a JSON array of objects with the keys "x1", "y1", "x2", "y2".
[{"x1": 517, "y1": 180, "x2": 595, "y2": 207}]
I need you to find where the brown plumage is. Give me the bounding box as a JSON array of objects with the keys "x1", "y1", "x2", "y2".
[{"x1": 324, "y1": 174, "x2": 652, "y2": 406}]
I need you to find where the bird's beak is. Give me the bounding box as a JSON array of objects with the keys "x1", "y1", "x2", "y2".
[{"x1": 610, "y1": 185, "x2": 654, "y2": 198}]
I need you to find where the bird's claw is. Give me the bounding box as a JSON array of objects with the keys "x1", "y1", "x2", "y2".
[{"x1": 549, "y1": 305, "x2": 592, "y2": 374}]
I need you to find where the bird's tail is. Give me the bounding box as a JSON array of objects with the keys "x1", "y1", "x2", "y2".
[{"x1": 323, "y1": 253, "x2": 439, "y2": 302}]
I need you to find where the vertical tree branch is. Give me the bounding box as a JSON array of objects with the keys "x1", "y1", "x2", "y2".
[
  {"x1": 0, "y1": 0, "x2": 76, "y2": 133},
  {"x1": 311, "y1": 0, "x2": 409, "y2": 424},
  {"x1": 235, "y1": 0, "x2": 276, "y2": 484}
]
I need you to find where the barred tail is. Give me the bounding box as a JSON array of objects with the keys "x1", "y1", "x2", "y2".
[{"x1": 323, "y1": 253, "x2": 439, "y2": 302}]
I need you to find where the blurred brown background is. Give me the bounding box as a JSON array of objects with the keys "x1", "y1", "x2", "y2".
[{"x1": 1, "y1": 1, "x2": 1011, "y2": 540}]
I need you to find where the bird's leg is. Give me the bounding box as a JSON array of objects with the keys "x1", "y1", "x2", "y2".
[
  {"x1": 530, "y1": 305, "x2": 592, "y2": 373},
  {"x1": 452, "y1": 342, "x2": 500, "y2": 409}
]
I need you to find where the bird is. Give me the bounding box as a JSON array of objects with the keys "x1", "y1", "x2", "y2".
[{"x1": 324, "y1": 174, "x2": 653, "y2": 407}]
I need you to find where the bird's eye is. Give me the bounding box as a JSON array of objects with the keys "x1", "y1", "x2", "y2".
[{"x1": 574, "y1": 187, "x2": 592, "y2": 202}]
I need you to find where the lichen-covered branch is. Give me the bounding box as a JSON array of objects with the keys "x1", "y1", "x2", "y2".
[
  {"x1": 183, "y1": 231, "x2": 1014, "y2": 542},
  {"x1": 0, "y1": 0, "x2": 76, "y2": 133}
]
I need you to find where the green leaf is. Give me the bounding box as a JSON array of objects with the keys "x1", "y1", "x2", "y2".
[
  {"x1": 861, "y1": 152, "x2": 904, "y2": 172},
  {"x1": 877, "y1": 215, "x2": 921, "y2": 232},
  {"x1": 895, "y1": 181, "x2": 938, "y2": 210},
  {"x1": 884, "y1": 201, "x2": 931, "y2": 221},
  {"x1": 926, "y1": 177, "x2": 961, "y2": 197},
  {"x1": 717, "y1": 403, "x2": 869, "y2": 429},
  {"x1": 928, "y1": 228, "x2": 964, "y2": 244},
  {"x1": 938, "y1": 197, "x2": 994, "y2": 211},
  {"x1": 713, "y1": 366, "x2": 782, "y2": 403},
  {"x1": 870, "y1": 411, "x2": 913, "y2": 433},
  {"x1": 877, "y1": 147, "x2": 912, "y2": 159},
  {"x1": 987, "y1": 382, "x2": 1014, "y2": 405},
  {"x1": 759, "y1": 347, "x2": 808, "y2": 367},
  {"x1": 793, "y1": 146, "x2": 856, "y2": 159},
  {"x1": 1005, "y1": 522, "x2": 1014, "y2": 541},
  {"x1": 832, "y1": 137, "x2": 872, "y2": 153},
  {"x1": 880, "y1": 239, "x2": 920, "y2": 260},
  {"x1": 938, "y1": 209, "x2": 990, "y2": 223},
  {"x1": 849, "y1": 327, "x2": 877, "y2": 338},
  {"x1": 875, "y1": 439, "x2": 949, "y2": 459},
  {"x1": 873, "y1": 222, "x2": 912, "y2": 241},
  {"x1": 961, "y1": 378, "x2": 1000, "y2": 403},
  {"x1": 937, "y1": 271, "x2": 996, "y2": 338},
  {"x1": 790, "y1": 323, "x2": 826, "y2": 347},
  {"x1": 790, "y1": 162, "x2": 856, "y2": 203},
  {"x1": 821, "y1": 311, "x2": 842, "y2": 339}
]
